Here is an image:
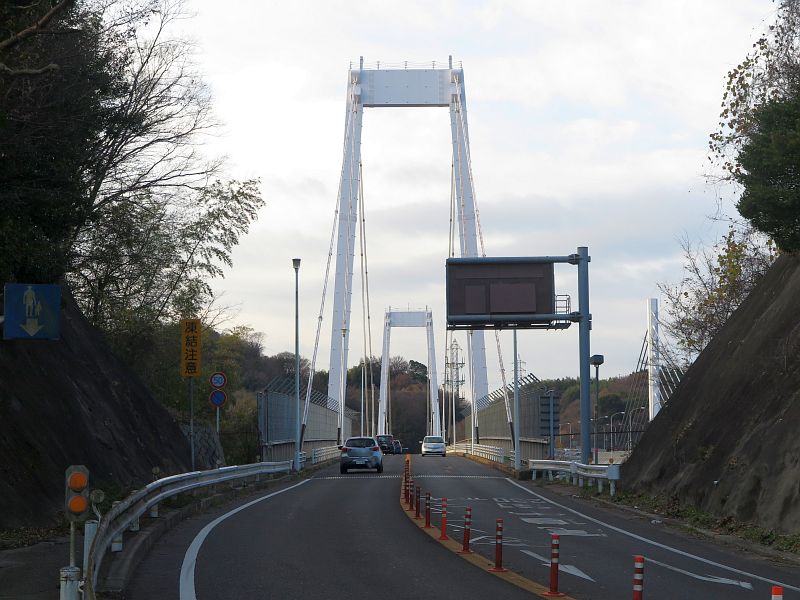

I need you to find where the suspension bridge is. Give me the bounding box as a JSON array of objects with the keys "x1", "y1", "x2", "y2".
[{"x1": 258, "y1": 58, "x2": 681, "y2": 464}]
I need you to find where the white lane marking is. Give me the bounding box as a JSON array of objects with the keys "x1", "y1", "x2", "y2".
[
  {"x1": 544, "y1": 528, "x2": 605, "y2": 537},
  {"x1": 521, "y1": 518, "x2": 568, "y2": 525},
  {"x1": 521, "y1": 549, "x2": 595, "y2": 582},
  {"x1": 179, "y1": 480, "x2": 310, "y2": 600},
  {"x1": 648, "y1": 557, "x2": 753, "y2": 589},
  {"x1": 506, "y1": 479, "x2": 800, "y2": 593}
]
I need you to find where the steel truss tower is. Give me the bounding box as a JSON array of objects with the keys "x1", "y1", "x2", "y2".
[{"x1": 327, "y1": 57, "x2": 489, "y2": 439}]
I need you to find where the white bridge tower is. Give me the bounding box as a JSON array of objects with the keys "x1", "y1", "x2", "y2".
[{"x1": 326, "y1": 58, "x2": 489, "y2": 441}]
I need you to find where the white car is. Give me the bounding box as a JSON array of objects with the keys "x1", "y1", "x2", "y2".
[{"x1": 420, "y1": 435, "x2": 446, "y2": 456}]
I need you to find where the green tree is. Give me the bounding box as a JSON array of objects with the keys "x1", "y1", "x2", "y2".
[{"x1": 735, "y1": 98, "x2": 800, "y2": 251}]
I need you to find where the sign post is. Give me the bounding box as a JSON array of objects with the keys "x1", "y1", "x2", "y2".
[
  {"x1": 181, "y1": 319, "x2": 202, "y2": 470},
  {"x1": 209, "y1": 372, "x2": 226, "y2": 433}
]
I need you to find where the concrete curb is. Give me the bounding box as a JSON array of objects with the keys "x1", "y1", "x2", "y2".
[{"x1": 402, "y1": 456, "x2": 576, "y2": 599}]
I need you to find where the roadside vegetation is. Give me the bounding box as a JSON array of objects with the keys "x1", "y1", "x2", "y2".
[{"x1": 660, "y1": 0, "x2": 800, "y2": 365}]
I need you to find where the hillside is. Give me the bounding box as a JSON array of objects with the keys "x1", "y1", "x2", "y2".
[
  {"x1": 0, "y1": 291, "x2": 190, "y2": 529},
  {"x1": 622, "y1": 253, "x2": 800, "y2": 533}
]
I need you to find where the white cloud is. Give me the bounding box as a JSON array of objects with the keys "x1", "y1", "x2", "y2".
[{"x1": 183, "y1": 0, "x2": 774, "y2": 387}]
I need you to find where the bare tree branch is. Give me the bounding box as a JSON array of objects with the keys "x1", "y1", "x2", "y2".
[{"x1": 0, "y1": 0, "x2": 74, "y2": 52}]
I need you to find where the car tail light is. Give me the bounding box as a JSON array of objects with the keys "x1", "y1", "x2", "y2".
[
  {"x1": 371, "y1": 446, "x2": 380, "y2": 451},
  {"x1": 341, "y1": 447, "x2": 349, "y2": 453}
]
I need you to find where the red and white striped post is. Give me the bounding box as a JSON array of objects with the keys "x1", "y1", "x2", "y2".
[
  {"x1": 415, "y1": 486, "x2": 422, "y2": 519},
  {"x1": 407, "y1": 477, "x2": 415, "y2": 511},
  {"x1": 424, "y1": 492, "x2": 432, "y2": 528},
  {"x1": 458, "y1": 506, "x2": 473, "y2": 554},
  {"x1": 632, "y1": 555, "x2": 645, "y2": 600},
  {"x1": 772, "y1": 586, "x2": 784, "y2": 600},
  {"x1": 439, "y1": 497, "x2": 449, "y2": 540},
  {"x1": 543, "y1": 534, "x2": 565, "y2": 597},
  {"x1": 403, "y1": 472, "x2": 409, "y2": 504},
  {"x1": 489, "y1": 518, "x2": 508, "y2": 572}
]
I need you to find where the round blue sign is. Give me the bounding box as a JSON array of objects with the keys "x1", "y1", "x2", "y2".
[
  {"x1": 209, "y1": 389, "x2": 227, "y2": 408},
  {"x1": 210, "y1": 372, "x2": 226, "y2": 388}
]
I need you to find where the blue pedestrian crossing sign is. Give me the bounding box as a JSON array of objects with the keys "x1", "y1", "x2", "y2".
[{"x1": 3, "y1": 284, "x2": 61, "y2": 340}]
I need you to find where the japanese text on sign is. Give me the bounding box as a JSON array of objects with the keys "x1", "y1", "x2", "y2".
[{"x1": 180, "y1": 319, "x2": 202, "y2": 377}]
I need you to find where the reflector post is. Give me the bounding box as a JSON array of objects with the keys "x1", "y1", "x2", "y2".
[{"x1": 64, "y1": 465, "x2": 90, "y2": 522}]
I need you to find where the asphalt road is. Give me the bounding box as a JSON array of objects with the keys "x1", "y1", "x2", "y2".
[
  {"x1": 129, "y1": 455, "x2": 800, "y2": 599},
  {"x1": 410, "y1": 455, "x2": 800, "y2": 599},
  {"x1": 129, "y1": 455, "x2": 534, "y2": 599}
]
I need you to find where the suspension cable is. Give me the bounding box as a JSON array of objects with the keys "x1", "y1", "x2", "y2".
[{"x1": 452, "y1": 86, "x2": 511, "y2": 421}]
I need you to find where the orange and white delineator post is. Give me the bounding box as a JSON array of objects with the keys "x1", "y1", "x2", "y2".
[
  {"x1": 458, "y1": 506, "x2": 473, "y2": 554},
  {"x1": 632, "y1": 555, "x2": 645, "y2": 600},
  {"x1": 772, "y1": 586, "x2": 783, "y2": 600},
  {"x1": 543, "y1": 533, "x2": 566, "y2": 597},
  {"x1": 489, "y1": 518, "x2": 508, "y2": 572},
  {"x1": 438, "y1": 497, "x2": 449, "y2": 540}
]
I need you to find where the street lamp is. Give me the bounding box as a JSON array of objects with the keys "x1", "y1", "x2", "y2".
[
  {"x1": 609, "y1": 411, "x2": 625, "y2": 452},
  {"x1": 589, "y1": 354, "x2": 604, "y2": 464},
  {"x1": 293, "y1": 258, "x2": 301, "y2": 472}
]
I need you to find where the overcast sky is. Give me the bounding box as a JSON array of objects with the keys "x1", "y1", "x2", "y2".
[{"x1": 183, "y1": 1, "x2": 773, "y2": 389}]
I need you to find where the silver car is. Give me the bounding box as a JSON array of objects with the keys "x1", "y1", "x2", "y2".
[
  {"x1": 421, "y1": 435, "x2": 446, "y2": 457},
  {"x1": 340, "y1": 437, "x2": 383, "y2": 474}
]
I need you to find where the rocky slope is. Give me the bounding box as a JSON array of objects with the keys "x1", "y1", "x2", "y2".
[
  {"x1": 621, "y1": 253, "x2": 800, "y2": 533},
  {"x1": 0, "y1": 292, "x2": 190, "y2": 529}
]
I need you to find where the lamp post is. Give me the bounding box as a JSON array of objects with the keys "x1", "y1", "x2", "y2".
[
  {"x1": 609, "y1": 411, "x2": 625, "y2": 452},
  {"x1": 589, "y1": 354, "x2": 604, "y2": 464},
  {"x1": 628, "y1": 406, "x2": 646, "y2": 451},
  {"x1": 293, "y1": 258, "x2": 301, "y2": 472}
]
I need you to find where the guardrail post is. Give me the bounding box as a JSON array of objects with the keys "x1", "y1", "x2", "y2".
[
  {"x1": 571, "y1": 462, "x2": 577, "y2": 485},
  {"x1": 489, "y1": 518, "x2": 507, "y2": 572},
  {"x1": 129, "y1": 515, "x2": 140, "y2": 532},
  {"x1": 149, "y1": 502, "x2": 159, "y2": 518},
  {"x1": 59, "y1": 566, "x2": 80, "y2": 600},
  {"x1": 82, "y1": 520, "x2": 98, "y2": 578},
  {"x1": 111, "y1": 501, "x2": 123, "y2": 552},
  {"x1": 438, "y1": 497, "x2": 449, "y2": 540},
  {"x1": 459, "y1": 507, "x2": 473, "y2": 554},
  {"x1": 772, "y1": 585, "x2": 784, "y2": 599},
  {"x1": 632, "y1": 555, "x2": 645, "y2": 600},
  {"x1": 598, "y1": 477, "x2": 604, "y2": 494}
]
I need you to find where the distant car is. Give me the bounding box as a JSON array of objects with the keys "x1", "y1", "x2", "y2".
[
  {"x1": 392, "y1": 440, "x2": 402, "y2": 454},
  {"x1": 376, "y1": 434, "x2": 394, "y2": 454},
  {"x1": 421, "y1": 435, "x2": 446, "y2": 457},
  {"x1": 340, "y1": 437, "x2": 383, "y2": 474}
]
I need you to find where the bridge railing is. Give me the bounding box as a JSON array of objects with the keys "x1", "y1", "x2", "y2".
[
  {"x1": 449, "y1": 442, "x2": 504, "y2": 463},
  {"x1": 529, "y1": 459, "x2": 621, "y2": 496},
  {"x1": 310, "y1": 445, "x2": 341, "y2": 464},
  {"x1": 83, "y1": 460, "x2": 292, "y2": 599}
]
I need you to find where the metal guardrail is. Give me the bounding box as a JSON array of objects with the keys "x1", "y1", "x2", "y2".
[
  {"x1": 450, "y1": 442, "x2": 505, "y2": 463},
  {"x1": 83, "y1": 460, "x2": 293, "y2": 599},
  {"x1": 529, "y1": 459, "x2": 621, "y2": 496}
]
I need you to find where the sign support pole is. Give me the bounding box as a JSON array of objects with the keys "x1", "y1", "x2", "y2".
[
  {"x1": 216, "y1": 406, "x2": 220, "y2": 434},
  {"x1": 190, "y1": 378, "x2": 195, "y2": 471},
  {"x1": 577, "y1": 246, "x2": 592, "y2": 466},
  {"x1": 513, "y1": 329, "x2": 521, "y2": 472}
]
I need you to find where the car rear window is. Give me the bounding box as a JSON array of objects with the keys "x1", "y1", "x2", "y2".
[
  {"x1": 376, "y1": 435, "x2": 393, "y2": 443},
  {"x1": 345, "y1": 438, "x2": 375, "y2": 448},
  {"x1": 424, "y1": 436, "x2": 444, "y2": 443}
]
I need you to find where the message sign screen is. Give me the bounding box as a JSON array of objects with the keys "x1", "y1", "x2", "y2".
[{"x1": 446, "y1": 259, "x2": 555, "y2": 328}]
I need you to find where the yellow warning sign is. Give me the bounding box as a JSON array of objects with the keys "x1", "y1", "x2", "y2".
[{"x1": 180, "y1": 319, "x2": 202, "y2": 378}]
